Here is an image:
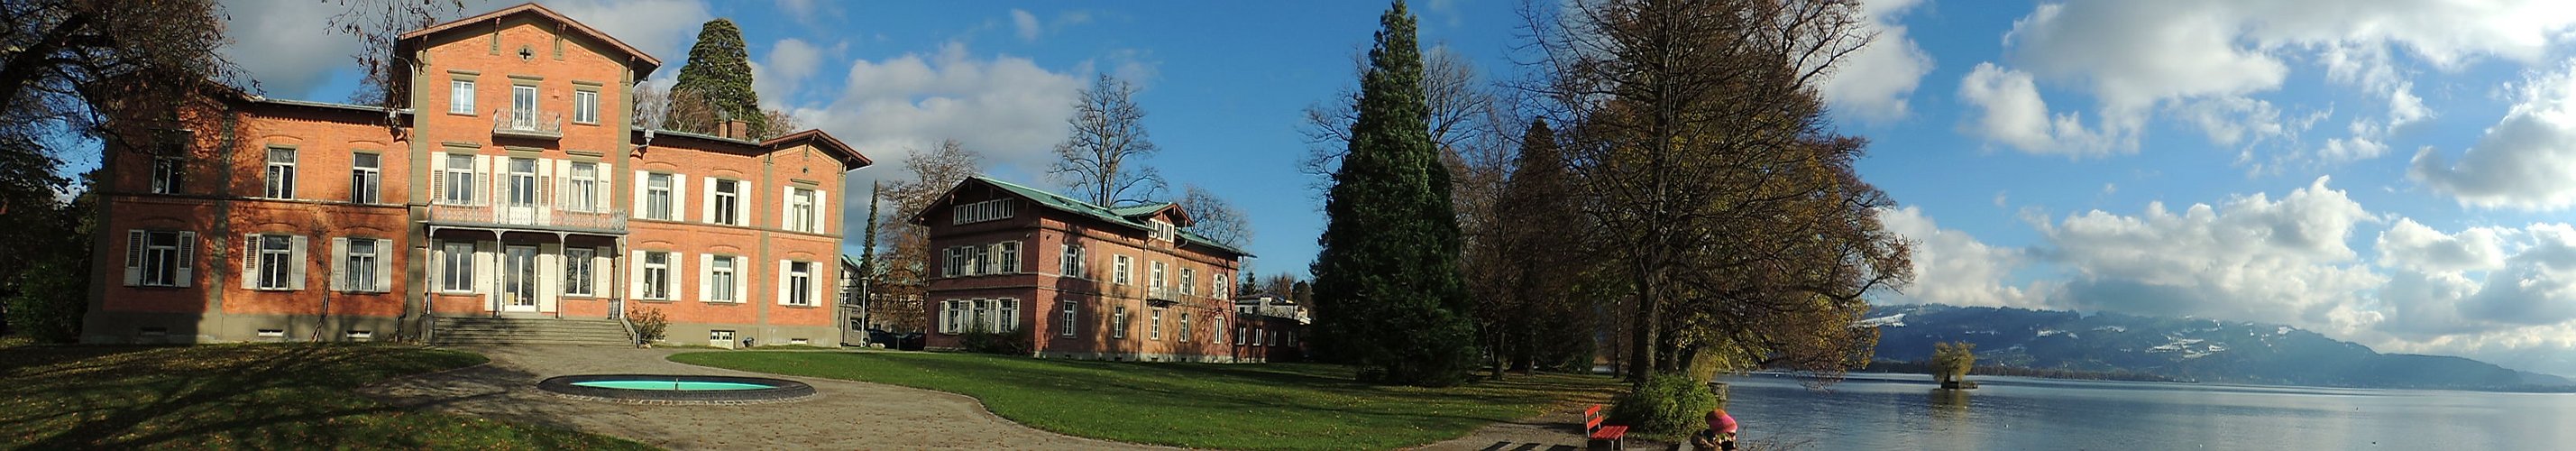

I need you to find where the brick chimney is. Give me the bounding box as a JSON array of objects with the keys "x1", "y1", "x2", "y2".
[{"x1": 719, "y1": 119, "x2": 749, "y2": 139}]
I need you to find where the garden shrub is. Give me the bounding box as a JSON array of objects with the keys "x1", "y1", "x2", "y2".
[
  {"x1": 628, "y1": 306, "x2": 669, "y2": 345},
  {"x1": 957, "y1": 326, "x2": 1031, "y2": 355},
  {"x1": 3, "y1": 262, "x2": 87, "y2": 343},
  {"x1": 1609, "y1": 373, "x2": 1721, "y2": 437}
]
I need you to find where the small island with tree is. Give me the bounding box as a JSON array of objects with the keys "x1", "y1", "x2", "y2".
[{"x1": 1932, "y1": 341, "x2": 1979, "y2": 390}]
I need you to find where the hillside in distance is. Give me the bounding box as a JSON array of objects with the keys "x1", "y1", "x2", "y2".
[{"x1": 1866, "y1": 304, "x2": 2573, "y2": 390}]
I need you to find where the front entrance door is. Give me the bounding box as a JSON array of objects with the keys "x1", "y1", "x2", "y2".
[
  {"x1": 502, "y1": 245, "x2": 539, "y2": 312},
  {"x1": 503, "y1": 158, "x2": 537, "y2": 225}
]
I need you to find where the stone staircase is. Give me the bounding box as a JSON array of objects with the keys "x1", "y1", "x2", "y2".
[{"x1": 431, "y1": 316, "x2": 632, "y2": 347}]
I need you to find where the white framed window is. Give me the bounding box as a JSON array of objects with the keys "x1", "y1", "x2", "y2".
[
  {"x1": 564, "y1": 247, "x2": 595, "y2": 296},
  {"x1": 711, "y1": 179, "x2": 740, "y2": 226},
  {"x1": 710, "y1": 255, "x2": 738, "y2": 302},
  {"x1": 1236, "y1": 326, "x2": 1248, "y2": 345},
  {"x1": 449, "y1": 79, "x2": 475, "y2": 115},
  {"x1": 1112, "y1": 306, "x2": 1128, "y2": 338},
  {"x1": 1114, "y1": 255, "x2": 1132, "y2": 285},
  {"x1": 440, "y1": 241, "x2": 473, "y2": 292},
  {"x1": 787, "y1": 261, "x2": 814, "y2": 306},
  {"x1": 1179, "y1": 312, "x2": 1193, "y2": 342},
  {"x1": 263, "y1": 148, "x2": 295, "y2": 198},
  {"x1": 568, "y1": 162, "x2": 600, "y2": 212},
  {"x1": 940, "y1": 300, "x2": 964, "y2": 334},
  {"x1": 509, "y1": 84, "x2": 537, "y2": 124},
  {"x1": 1214, "y1": 273, "x2": 1230, "y2": 300},
  {"x1": 787, "y1": 187, "x2": 819, "y2": 233},
  {"x1": 951, "y1": 198, "x2": 1016, "y2": 225},
  {"x1": 1216, "y1": 317, "x2": 1228, "y2": 345},
  {"x1": 124, "y1": 230, "x2": 195, "y2": 288},
  {"x1": 246, "y1": 234, "x2": 303, "y2": 290},
  {"x1": 996, "y1": 299, "x2": 1018, "y2": 331},
  {"x1": 150, "y1": 158, "x2": 183, "y2": 194},
  {"x1": 1151, "y1": 220, "x2": 1177, "y2": 242},
  {"x1": 334, "y1": 237, "x2": 388, "y2": 292},
  {"x1": 970, "y1": 299, "x2": 989, "y2": 332},
  {"x1": 1180, "y1": 268, "x2": 1196, "y2": 296},
  {"x1": 645, "y1": 172, "x2": 674, "y2": 220},
  {"x1": 1257, "y1": 328, "x2": 1268, "y2": 346},
  {"x1": 573, "y1": 89, "x2": 600, "y2": 124},
  {"x1": 997, "y1": 241, "x2": 1021, "y2": 273},
  {"x1": 972, "y1": 244, "x2": 993, "y2": 275},
  {"x1": 506, "y1": 158, "x2": 537, "y2": 207},
  {"x1": 440, "y1": 154, "x2": 476, "y2": 205},
  {"x1": 350, "y1": 153, "x2": 380, "y2": 204},
  {"x1": 1059, "y1": 299, "x2": 1077, "y2": 336},
  {"x1": 1150, "y1": 308, "x2": 1164, "y2": 340},
  {"x1": 1151, "y1": 262, "x2": 1168, "y2": 293},
  {"x1": 642, "y1": 251, "x2": 673, "y2": 299},
  {"x1": 1059, "y1": 244, "x2": 1084, "y2": 277},
  {"x1": 943, "y1": 246, "x2": 966, "y2": 277}
]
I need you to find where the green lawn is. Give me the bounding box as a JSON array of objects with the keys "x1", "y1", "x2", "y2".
[
  {"x1": 671, "y1": 351, "x2": 1620, "y2": 450},
  {"x1": 0, "y1": 343, "x2": 650, "y2": 450}
]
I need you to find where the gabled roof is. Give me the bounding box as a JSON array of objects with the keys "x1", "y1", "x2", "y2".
[
  {"x1": 921, "y1": 176, "x2": 1253, "y2": 257},
  {"x1": 760, "y1": 129, "x2": 873, "y2": 170},
  {"x1": 396, "y1": 3, "x2": 663, "y2": 76}
]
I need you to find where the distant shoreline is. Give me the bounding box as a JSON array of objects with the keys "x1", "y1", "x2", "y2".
[{"x1": 1856, "y1": 361, "x2": 2186, "y2": 383}]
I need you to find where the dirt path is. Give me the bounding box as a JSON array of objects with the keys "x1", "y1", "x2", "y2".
[{"x1": 362, "y1": 345, "x2": 1160, "y2": 450}]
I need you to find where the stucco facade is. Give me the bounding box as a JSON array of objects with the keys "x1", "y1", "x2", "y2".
[{"x1": 79, "y1": 4, "x2": 870, "y2": 346}]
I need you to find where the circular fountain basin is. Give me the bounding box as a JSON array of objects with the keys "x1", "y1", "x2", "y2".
[{"x1": 536, "y1": 374, "x2": 815, "y2": 404}]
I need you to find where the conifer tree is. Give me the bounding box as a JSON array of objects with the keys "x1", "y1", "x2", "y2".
[
  {"x1": 671, "y1": 19, "x2": 764, "y2": 135},
  {"x1": 1310, "y1": 1, "x2": 1477, "y2": 387}
]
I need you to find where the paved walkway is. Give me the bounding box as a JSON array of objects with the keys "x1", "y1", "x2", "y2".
[
  {"x1": 1418, "y1": 404, "x2": 1682, "y2": 451},
  {"x1": 362, "y1": 345, "x2": 1158, "y2": 450}
]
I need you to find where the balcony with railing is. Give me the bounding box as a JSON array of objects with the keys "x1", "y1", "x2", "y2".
[
  {"x1": 428, "y1": 201, "x2": 628, "y2": 233},
  {"x1": 491, "y1": 108, "x2": 564, "y2": 140}
]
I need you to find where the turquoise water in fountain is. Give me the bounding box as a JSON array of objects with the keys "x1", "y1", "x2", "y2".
[{"x1": 571, "y1": 380, "x2": 775, "y2": 391}]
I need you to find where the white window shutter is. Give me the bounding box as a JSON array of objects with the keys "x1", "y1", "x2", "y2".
[
  {"x1": 632, "y1": 170, "x2": 648, "y2": 215},
  {"x1": 429, "y1": 153, "x2": 445, "y2": 204},
  {"x1": 176, "y1": 232, "x2": 196, "y2": 288},
  {"x1": 780, "y1": 186, "x2": 794, "y2": 229},
  {"x1": 670, "y1": 174, "x2": 688, "y2": 222},
  {"x1": 776, "y1": 260, "x2": 792, "y2": 306},
  {"x1": 734, "y1": 256, "x2": 749, "y2": 304},
  {"x1": 698, "y1": 253, "x2": 714, "y2": 302},
  {"x1": 289, "y1": 235, "x2": 307, "y2": 290},
  {"x1": 427, "y1": 240, "x2": 443, "y2": 290},
  {"x1": 241, "y1": 234, "x2": 258, "y2": 285},
  {"x1": 629, "y1": 250, "x2": 646, "y2": 299},
  {"x1": 813, "y1": 189, "x2": 828, "y2": 233},
  {"x1": 670, "y1": 251, "x2": 687, "y2": 300},
  {"x1": 124, "y1": 230, "x2": 142, "y2": 286},
  {"x1": 700, "y1": 178, "x2": 715, "y2": 223},
  {"x1": 594, "y1": 246, "x2": 610, "y2": 297},
  {"x1": 473, "y1": 155, "x2": 490, "y2": 207},
  {"x1": 331, "y1": 237, "x2": 350, "y2": 291},
  {"x1": 374, "y1": 241, "x2": 392, "y2": 292},
  {"x1": 476, "y1": 241, "x2": 498, "y2": 295}
]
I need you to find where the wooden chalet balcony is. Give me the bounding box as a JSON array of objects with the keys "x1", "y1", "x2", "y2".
[
  {"x1": 491, "y1": 108, "x2": 564, "y2": 140},
  {"x1": 427, "y1": 202, "x2": 627, "y2": 233}
]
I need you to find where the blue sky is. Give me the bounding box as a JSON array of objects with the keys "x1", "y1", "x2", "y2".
[{"x1": 208, "y1": 1, "x2": 2576, "y2": 375}]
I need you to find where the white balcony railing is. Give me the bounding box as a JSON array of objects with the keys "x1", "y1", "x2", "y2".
[
  {"x1": 491, "y1": 108, "x2": 564, "y2": 139},
  {"x1": 428, "y1": 203, "x2": 627, "y2": 232}
]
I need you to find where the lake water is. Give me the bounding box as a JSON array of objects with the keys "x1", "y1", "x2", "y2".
[{"x1": 1714, "y1": 373, "x2": 2576, "y2": 450}]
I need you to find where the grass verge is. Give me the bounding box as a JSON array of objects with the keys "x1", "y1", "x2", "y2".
[
  {"x1": 670, "y1": 351, "x2": 1618, "y2": 450},
  {"x1": 0, "y1": 343, "x2": 650, "y2": 450}
]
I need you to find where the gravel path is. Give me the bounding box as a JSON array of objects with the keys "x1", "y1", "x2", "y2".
[
  {"x1": 1416, "y1": 404, "x2": 1683, "y2": 451},
  {"x1": 362, "y1": 345, "x2": 1160, "y2": 450}
]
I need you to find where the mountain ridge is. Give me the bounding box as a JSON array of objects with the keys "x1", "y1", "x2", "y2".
[{"x1": 1865, "y1": 304, "x2": 2573, "y2": 390}]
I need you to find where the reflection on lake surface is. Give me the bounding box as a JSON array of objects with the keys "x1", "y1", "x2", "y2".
[{"x1": 1716, "y1": 373, "x2": 2576, "y2": 450}]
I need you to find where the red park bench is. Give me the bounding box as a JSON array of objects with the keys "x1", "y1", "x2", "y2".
[{"x1": 1583, "y1": 404, "x2": 1628, "y2": 450}]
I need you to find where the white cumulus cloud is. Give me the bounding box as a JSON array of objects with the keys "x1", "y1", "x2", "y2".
[
  {"x1": 1820, "y1": 0, "x2": 1932, "y2": 123},
  {"x1": 2411, "y1": 61, "x2": 2576, "y2": 210}
]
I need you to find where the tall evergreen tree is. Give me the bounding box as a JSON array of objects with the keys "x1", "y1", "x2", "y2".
[
  {"x1": 1310, "y1": 1, "x2": 1478, "y2": 387},
  {"x1": 671, "y1": 19, "x2": 764, "y2": 135}
]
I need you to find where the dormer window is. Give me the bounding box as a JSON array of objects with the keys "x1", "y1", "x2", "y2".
[
  {"x1": 1151, "y1": 220, "x2": 1177, "y2": 242},
  {"x1": 953, "y1": 198, "x2": 1016, "y2": 225}
]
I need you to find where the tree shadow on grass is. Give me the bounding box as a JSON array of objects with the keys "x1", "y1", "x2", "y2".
[{"x1": 0, "y1": 344, "x2": 578, "y2": 449}]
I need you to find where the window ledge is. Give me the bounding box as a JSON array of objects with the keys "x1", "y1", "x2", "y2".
[
  {"x1": 437, "y1": 290, "x2": 477, "y2": 295},
  {"x1": 780, "y1": 304, "x2": 819, "y2": 308},
  {"x1": 252, "y1": 288, "x2": 300, "y2": 291}
]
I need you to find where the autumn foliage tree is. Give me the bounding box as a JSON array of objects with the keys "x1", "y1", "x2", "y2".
[
  {"x1": 1931, "y1": 341, "x2": 1976, "y2": 386},
  {"x1": 1526, "y1": 0, "x2": 1911, "y2": 385}
]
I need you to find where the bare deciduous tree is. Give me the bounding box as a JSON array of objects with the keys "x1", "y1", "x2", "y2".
[
  {"x1": 334, "y1": 0, "x2": 465, "y2": 109},
  {"x1": 869, "y1": 140, "x2": 985, "y2": 331},
  {"x1": 1299, "y1": 45, "x2": 1494, "y2": 198},
  {"x1": 1050, "y1": 74, "x2": 1164, "y2": 207},
  {"x1": 1173, "y1": 184, "x2": 1252, "y2": 249}
]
